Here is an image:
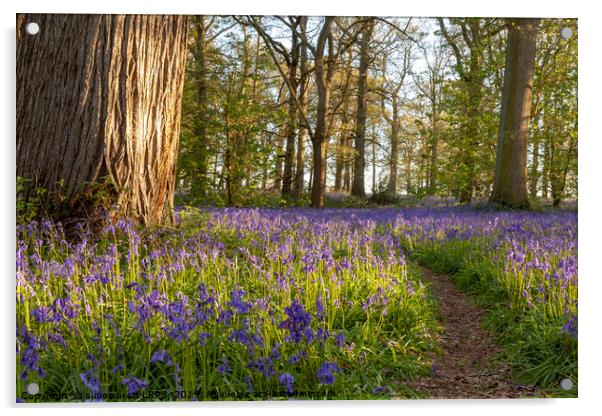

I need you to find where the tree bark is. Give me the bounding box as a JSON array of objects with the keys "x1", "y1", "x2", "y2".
[
  {"x1": 351, "y1": 20, "x2": 374, "y2": 198},
  {"x1": 490, "y1": 18, "x2": 540, "y2": 208},
  {"x1": 16, "y1": 14, "x2": 188, "y2": 224}
]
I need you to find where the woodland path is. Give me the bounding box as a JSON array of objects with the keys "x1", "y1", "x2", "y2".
[{"x1": 405, "y1": 266, "x2": 537, "y2": 399}]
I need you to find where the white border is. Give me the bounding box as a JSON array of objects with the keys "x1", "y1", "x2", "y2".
[{"x1": 2, "y1": 1, "x2": 600, "y2": 416}]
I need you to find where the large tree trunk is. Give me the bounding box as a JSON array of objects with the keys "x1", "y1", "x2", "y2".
[
  {"x1": 351, "y1": 20, "x2": 374, "y2": 198},
  {"x1": 490, "y1": 18, "x2": 539, "y2": 208},
  {"x1": 16, "y1": 14, "x2": 188, "y2": 224}
]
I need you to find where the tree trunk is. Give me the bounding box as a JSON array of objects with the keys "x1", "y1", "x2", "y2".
[
  {"x1": 311, "y1": 79, "x2": 330, "y2": 208},
  {"x1": 274, "y1": 126, "x2": 285, "y2": 191},
  {"x1": 293, "y1": 17, "x2": 308, "y2": 199},
  {"x1": 529, "y1": 126, "x2": 540, "y2": 199},
  {"x1": 490, "y1": 18, "x2": 539, "y2": 209},
  {"x1": 334, "y1": 130, "x2": 345, "y2": 192},
  {"x1": 371, "y1": 127, "x2": 377, "y2": 194},
  {"x1": 428, "y1": 92, "x2": 438, "y2": 195},
  {"x1": 16, "y1": 14, "x2": 188, "y2": 224},
  {"x1": 351, "y1": 20, "x2": 374, "y2": 198},
  {"x1": 387, "y1": 100, "x2": 400, "y2": 194},
  {"x1": 193, "y1": 16, "x2": 209, "y2": 197},
  {"x1": 309, "y1": 17, "x2": 335, "y2": 208},
  {"x1": 281, "y1": 23, "x2": 300, "y2": 198}
]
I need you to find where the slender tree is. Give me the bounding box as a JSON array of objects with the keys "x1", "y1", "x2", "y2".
[
  {"x1": 351, "y1": 19, "x2": 375, "y2": 198},
  {"x1": 294, "y1": 17, "x2": 309, "y2": 198}
]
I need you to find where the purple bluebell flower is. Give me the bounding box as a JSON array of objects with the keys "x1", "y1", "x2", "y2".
[
  {"x1": 280, "y1": 299, "x2": 312, "y2": 343},
  {"x1": 278, "y1": 372, "x2": 295, "y2": 394},
  {"x1": 317, "y1": 361, "x2": 341, "y2": 385},
  {"x1": 122, "y1": 376, "x2": 148, "y2": 395},
  {"x1": 217, "y1": 356, "x2": 231, "y2": 375},
  {"x1": 31, "y1": 306, "x2": 53, "y2": 323},
  {"x1": 80, "y1": 370, "x2": 102, "y2": 394}
]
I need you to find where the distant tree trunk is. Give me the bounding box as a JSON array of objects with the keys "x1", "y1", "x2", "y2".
[
  {"x1": 490, "y1": 18, "x2": 540, "y2": 208},
  {"x1": 281, "y1": 19, "x2": 300, "y2": 198},
  {"x1": 293, "y1": 18, "x2": 309, "y2": 199},
  {"x1": 309, "y1": 17, "x2": 335, "y2": 208},
  {"x1": 334, "y1": 52, "x2": 354, "y2": 193},
  {"x1": 311, "y1": 77, "x2": 331, "y2": 208},
  {"x1": 343, "y1": 137, "x2": 352, "y2": 193},
  {"x1": 371, "y1": 126, "x2": 377, "y2": 194},
  {"x1": 404, "y1": 143, "x2": 413, "y2": 194},
  {"x1": 351, "y1": 20, "x2": 374, "y2": 198},
  {"x1": 274, "y1": 126, "x2": 285, "y2": 191},
  {"x1": 387, "y1": 98, "x2": 400, "y2": 194},
  {"x1": 192, "y1": 16, "x2": 210, "y2": 197},
  {"x1": 428, "y1": 95, "x2": 439, "y2": 195},
  {"x1": 553, "y1": 135, "x2": 576, "y2": 206},
  {"x1": 529, "y1": 127, "x2": 540, "y2": 199},
  {"x1": 16, "y1": 14, "x2": 188, "y2": 224},
  {"x1": 261, "y1": 136, "x2": 269, "y2": 191},
  {"x1": 334, "y1": 130, "x2": 345, "y2": 192}
]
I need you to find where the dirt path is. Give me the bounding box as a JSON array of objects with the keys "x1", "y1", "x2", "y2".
[{"x1": 406, "y1": 266, "x2": 536, "y2": 399}]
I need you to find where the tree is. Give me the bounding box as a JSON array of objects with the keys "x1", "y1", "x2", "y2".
[
  {"x1": 490, "y1": 19, "x2": 540, "y2": 208},
  {"x1": 293, "y1": 17, "x2": 310, "y2": 198},
  {"x1": 16, "y1": 14, "x2": 188, "y2": 224},
  {"x1": 438, "y1": 18, "x2": 503, "y2": 203},
  {"x1": 351, "y1": 19, "x2": 375, "y2": 198},
  {"x1": 413, "y1": 39, "x2": 447, "y2": 195}
]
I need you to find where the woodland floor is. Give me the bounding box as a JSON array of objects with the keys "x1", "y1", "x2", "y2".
[{"x1": 404, "y1": 266, "x2": 538, "y2": 399}]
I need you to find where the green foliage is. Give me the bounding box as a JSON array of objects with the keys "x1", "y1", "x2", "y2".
[{"x1": 16, "y1": 177, "x2": 45, "y2": 224}]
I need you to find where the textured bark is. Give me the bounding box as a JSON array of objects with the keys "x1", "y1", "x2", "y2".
[
  {"x1": 490, "y1": 18, "x2": 539, "y2": 208},
  {"x1": 16, "y1": 14, "x2": 188, "y2": 224},
  {"x1": 351, "y1": 20, "x2": 374, "y2": 198}
]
